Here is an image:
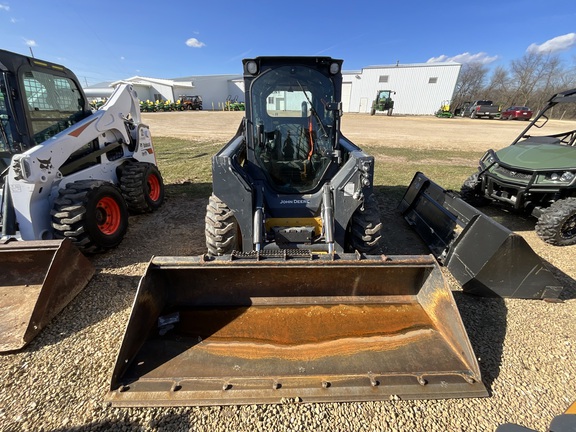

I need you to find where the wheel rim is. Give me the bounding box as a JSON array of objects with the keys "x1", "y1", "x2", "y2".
[
  {"x1": 561, "y1": 215, "x2": 576, "y2": 239},
  {"x1": 147, "y1": 174, "x2": 161, "y2": 201},
  {"x1": 96, "y1": 197, "x2": 122, "y2": 235}
]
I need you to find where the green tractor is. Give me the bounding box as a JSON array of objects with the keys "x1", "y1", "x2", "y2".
[{"x1": 370, "y1": 89, "x2": 395, "y2": 116}]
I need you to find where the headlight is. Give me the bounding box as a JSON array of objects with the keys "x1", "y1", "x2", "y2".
[
  {"x1": 480, "y1": 152, "x2": 496, "y2": 167},
  {"x1": 329, "y1": 62, "x2": 340, "y2": 75},
  {"x1": 547, "y1": 171, "x2": 575, "y2": 182},
  {"x1": 245, "y1": 60, "x2": 258, "y2": 75}
]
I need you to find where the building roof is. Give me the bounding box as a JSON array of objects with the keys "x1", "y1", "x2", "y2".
[
  {"x1": 109, "y1": 76, "x2": 195, "y2": 88},
  {"x1": 343, "y1": 61, "x2": 461, "y2": 75}
]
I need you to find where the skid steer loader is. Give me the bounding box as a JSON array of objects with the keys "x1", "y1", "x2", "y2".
[
  {"x1": 0, "y1": 49, "x2": 165, "y2": 351},
  {"x1": 108, "y1": 57, "x2": 487, "y2": 407}
]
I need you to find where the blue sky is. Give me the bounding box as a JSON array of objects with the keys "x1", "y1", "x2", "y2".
[{"x1": 1, "y1": 0, "x2": 575, "y2": 86}]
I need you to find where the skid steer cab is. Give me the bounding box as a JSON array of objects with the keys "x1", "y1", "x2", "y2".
[
  {"x1": 0, "y1": 49, "x2": 165, "y2": 252},
  {"x1": 108, "y1": 57, "x2": 488, "y2": 407},
  {"x1": 0, "y1": 49, "x2": 165, "y2": 351},
  {"x1": 207, "y1": 56, "x2": 382, "y2": 254}
]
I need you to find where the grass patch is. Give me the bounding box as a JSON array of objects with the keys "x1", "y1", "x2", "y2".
[
  {"x1": 153, "y1": 136, "x2": 217, "y2": 198},
  {"x1": 152, "y1": 136, "x2": 485, "y2": 199}
]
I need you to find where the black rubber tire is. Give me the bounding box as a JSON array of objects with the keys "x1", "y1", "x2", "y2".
[
  {"x1": 51, "y1": 180, "x2": 129, "y2": 253},
  {"x1": 119, "y1": 162, "x2": 165, "y2": 214},
  {"x1": 460, "y1": 173, "x2": 490, "y2": 207},
  {"x1": 346, "y1": 194, "x2": 382, "y2": 254},
  {"x1": 535, "y1": 198, "x2": 576, "y2": 246},
  {"x1": 205, "y1": 193, "x2": 239, "y2": 255}
]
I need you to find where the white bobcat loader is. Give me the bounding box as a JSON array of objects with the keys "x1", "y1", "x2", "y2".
[{"x1": 0, "y1": 49, "x2": 164, "y2": 351}]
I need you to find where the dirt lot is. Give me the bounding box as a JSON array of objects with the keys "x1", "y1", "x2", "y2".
[{"x1": 0, "y1": 113, "x2": 574, "y2": 432}]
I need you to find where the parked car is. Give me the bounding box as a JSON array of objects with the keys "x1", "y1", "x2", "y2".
[
  {"x1": 459, "y1": 100, "x2": 501, "y2": 119},
  {"x1": 500, "y1": 106, "x2": 532, "y2": 121}
]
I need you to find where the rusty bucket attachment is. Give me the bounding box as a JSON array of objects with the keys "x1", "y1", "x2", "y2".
[
  {"x1": 0, "y1": 239, "x2": 94, "y2": 352},
  {"x1": 399, "y1": 172, "x2": 562, "y2": 299},
  {"x1": 107, "y1": 252, "x2": 487, "y2": 407}
]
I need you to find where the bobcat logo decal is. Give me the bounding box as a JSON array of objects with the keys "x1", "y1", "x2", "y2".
[{"x1": 37, "y1": 157, "x2": 53, "y2": 171}]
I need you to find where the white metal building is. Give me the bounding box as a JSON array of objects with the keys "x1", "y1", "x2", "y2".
[
  {"x1": 170, "y1": 75, "x2": 244, "y2": 110},
  {"x1": 342, "y1": 62, "x2": 461, "y2": 115},
  {"x1": 84, "y1": 62, "x2": 460, "y2": 115},
  {"x1": 85, "y1": 75, "x2": 245, "y2": 110}
]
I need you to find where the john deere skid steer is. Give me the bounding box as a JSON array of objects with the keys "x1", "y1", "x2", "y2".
[
  {"x1": 0, "y1": 49, "x2": 164, "y2": 351},
  {"x1": 108, "y1": 57, "x2": 487, "y2": 406}
]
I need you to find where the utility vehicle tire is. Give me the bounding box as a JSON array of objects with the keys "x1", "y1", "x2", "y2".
[
  {"x1": 119, "y1": 162, "x2": 165, "y2": 214},
  {"x1": 51, "y1": 180, "x2": 129, "y2": 253},
  {"x1": 535, "y1": 198, "x2": 576, "y2": 246},
  {"x1": 460, "y1": 173, "x2": 490, "y2": 207},
  {"x1": 346, "y1": 194, "x2": 383, "y2": 254},
  {"x1": 205, "y1": 193, "x2": 239, "y2": 255}
]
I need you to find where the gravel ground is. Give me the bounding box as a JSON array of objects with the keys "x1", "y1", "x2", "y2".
[{"x1": 0, "y1": 114, "x2": 574, "y2": 432}]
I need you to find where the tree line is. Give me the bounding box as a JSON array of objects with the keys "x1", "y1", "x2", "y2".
[{"x1": 452, "y1": 51, "x2": 576, "y2": 119}]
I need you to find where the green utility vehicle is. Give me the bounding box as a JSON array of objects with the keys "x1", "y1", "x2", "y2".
[{"x1": 460, "y1": 88, "x2": 576, "y2": 245}]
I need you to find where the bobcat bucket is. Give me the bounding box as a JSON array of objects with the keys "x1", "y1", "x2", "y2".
[
  {"x1": 0, "y1": 239, "x2": 94, "y2": 352},
  {"x1": 107, "y1": 252, "x2": 487, "y2": 407},
  {"x1": 399, "y1": 172, "x2": 562, "y2": 299}
]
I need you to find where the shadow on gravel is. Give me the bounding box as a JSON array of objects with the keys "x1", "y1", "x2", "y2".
[
  {"x1": 44, "y1": 419, "x2": 145, "y2": 432},
  {"x1": 44, "y1": 410, "x2": 194, "y2": 431},
  {"x1": 453, "y1": 294, "x2": 507, "y2": 395},
  {"x1": 21, "y1": 272, "x2": 141, "y2": 354}
]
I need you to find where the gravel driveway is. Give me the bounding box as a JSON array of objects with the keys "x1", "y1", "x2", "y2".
[{"x1": 0, "y1": 113, "x2": 574, "y2": 432}]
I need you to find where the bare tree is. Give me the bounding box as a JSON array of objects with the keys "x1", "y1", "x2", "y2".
[
  {"x1": 485, "y1": 66, "x2": 510, "y2": 108},
  {"x1": 508, "y1": 51, "x2": 562, "y2": 109},
  {"x1": 452, "y1": 62, "x2": 489, "y2": 111}
]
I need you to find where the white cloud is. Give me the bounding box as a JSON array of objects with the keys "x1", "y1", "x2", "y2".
[
  {"x1": 0, "y1": 4, "x2": 9, "y2": 11},
  {"x1": 24, "y1": 39, "x2": 37, "y2": 47},
  {"x1": 185, "y1": 38, "x2": 205, "y2": 48},
  {"x1": 120, "y1": 56, "x2": 125, "y2": 61},
  {"x1": 427, "y1": 52, "x2": 498, "y2": 65},
  {"x1": 527, "y1": 33, "x2": 576, "y2": 54}
]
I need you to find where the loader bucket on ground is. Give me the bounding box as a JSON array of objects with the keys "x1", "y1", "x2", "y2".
[
  {"x1": 107, "y1": 252, "x2": 487, "y2": 407},
  {"x1": 399, "y1": 172, "x2": 563, "y2": 299},
  {"x1": 0, "y1": 239, "x2": 94, "y2": 352}
]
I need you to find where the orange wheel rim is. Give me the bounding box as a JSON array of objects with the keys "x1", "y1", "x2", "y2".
[
  {"x1": 96, "y1": 197, "x2": 121, "y2": 235},
  {"x1": 147, "y1": 174, "x2": 161, "y2": 201}
]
